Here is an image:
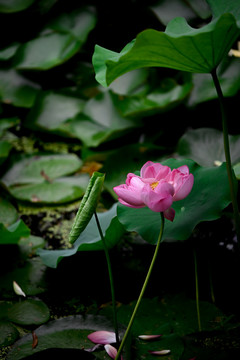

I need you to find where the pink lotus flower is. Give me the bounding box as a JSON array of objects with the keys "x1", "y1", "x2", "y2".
[{"x1": 113, "y1": 161, "x2": 194, "y2": 221}]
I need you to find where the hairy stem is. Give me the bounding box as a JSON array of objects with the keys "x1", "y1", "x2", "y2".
[
  {"x1": 115, "y1": 213, "x2": 165, "y2": 360},
  {"x1": 211, "y1": 69, "x2": 240, "y2": 246},
  {"x1": 94, "y1": 212, "x2": 120, "y2": 347}
]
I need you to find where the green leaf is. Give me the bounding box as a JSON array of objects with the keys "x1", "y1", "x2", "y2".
[
  {"x1": 151, "y1": 0, "x2": 211, "y2": 26},
  {"x1": 112, "y1": 76, "x2": 192, "y2": 118},
  {"x1": 0, "y1": 141, "x2": 12, "y2": 165},
  {"x1": 188, "y1": 58, "x2": 240, "y2": 106},
  {"x1": 0, "y1": 197, "x2": 18, "y2": 227},
  {"x1": 15, "y1": 7, "x2": 96, "y2": 70},
  {"x1": 0, "y1": 258, "x2": 47, "y2": 296},
  {"x1": 0, "y1": 0, "x2": 36, "y2": 13},
  {"x1": 176, "y1": 128, "x2": 240, "y2": 167},
  {"x1": 37, "y1": 204, "x2": 125, "y2": 268},
  {"x1": 117, "y1": 159, "x2": 232, "y2": 244},
  {"x1": 2, "y1": 154, "x2": 83, "y2": 186},
  {"x1": 69, "y1": 172, "x2": 105, "y2": 244},
  {"x1": 1, "y1": 154, "x2": 89, "y2": 204},
  {"x1": 25, "y1": 91, "x2": 85, "y2": 133},
  {"x1": 0, "y1": 43, "x2": 19, "y2": 60},
  {"x1": 207, "y1": 0, "x2": 240, "y2": 24},
  {"x1": 0, "y1": 117, "x2": 20, "y2": 136},
  {"x1": 0, "y1": 69, "x2": 40, "y2": 108},
  {"x1": 7, "y1": 315, "x2": 130, "y2": 360},
  {"x1": 93, "y1": 14, "x2": 240, "y2": 87},
  {"x1": 101, "y1": 294, "x2": 225, "y2": 360},
  {"x1": 8, "y1": 299, "x2": 50, "y2": 326},
  {"x1": 0, "y1": 220, "x2": 30, "y2": 245},
  {"x1": 0, "y1": 321, "x2": 19, "y2": 346},
  {"x1": 70, "y1": 91, "x2": 139, "y2": 147}
]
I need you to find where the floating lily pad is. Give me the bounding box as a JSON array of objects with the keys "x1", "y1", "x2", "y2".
[
  {"x1": 8, "y1": 299, "x2": 50, "y2": 326},
  {"x1": 0, "y1": 257, "x2": 47, "y2": 296},
  {"x1": 176, "y1": 128, "x2": 240, "y2": 167},
  {"x1": 151, "y1": 0, "x2": 211, "y2": 26},
  {"x1": 69, "y1": 91, "x2": 139, "y2": 147},
  {"x1": 187, "y1": 58, "x2": 240, "y2": 106},
  {"x1": 112, "y1": 76, "x2": 192, "y2": 118},
  {"x1": 0, "y1": 69, "x2": 40, "y2": 108},
  {"x1": 117, "y1": 159, "x2": 232, "y2": 244},
  {"x1": 105, "y1": 294, "x2": 226, "y2": 359},
  {"x1": 37, "y1": 203, "x2": 125, "y2": 268},
  {"x1": 0, "y1": 321, "x2": 19, "y2": 346},
  {"x1": 7, "y1": 315, "x2": 130, "y2": 360},
  {"x1": 0, "y1": 197, "x2": 18, "y2": 227},
  {"x1": 0, "y1": 43, "x2": 20, "y2": 60},
  {"x1": 0, "y1": 220, "x2": 30, "y2": 245},
  {"x1": 14, "y1": 7, "x2": 96, "y2": 70},
  {"x1": 0, "y1": 0, "x2": 36, "y2": 13},
  {"x1": 1, "y1": 154, "x2": 89, "y2": 204}
]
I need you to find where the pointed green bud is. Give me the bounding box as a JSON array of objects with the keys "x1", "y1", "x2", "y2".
[{"x1": 69, "y1": 172, "x2": 105, "y2": 244}]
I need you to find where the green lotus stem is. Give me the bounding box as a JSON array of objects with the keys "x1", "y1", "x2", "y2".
[
  {"x1": 115, "y1": 212, "x2": 165, "y2": 360},
  {"x1": 193, "y1": 249, "x2": 201, "y2": 332},
  {"x1": 211, "y1": 69, "x2": 240, "y2": 246},
  {"x1": 94, "y1": 212, "x2": 120, "y2": 347}
]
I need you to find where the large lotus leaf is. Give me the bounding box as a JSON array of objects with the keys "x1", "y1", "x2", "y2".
[
  {"x1": 176, "y1": 128, "x2": 240, "y2": 167},
  {"x1": 0, "y1": 43, "x2": 19, "y2": 60},
  {"x1": 207, "y1": 0, "x2": 240, "y2": 24},
  {"x1": 0, "y1": 197, "x2": 18, "y2": 227},
  {"x1": 15, "y1": 8, "x2": 96, "y2": 70},
  {"x1": 0, "y1": 321, "x2": 19, "y2": 346},
  {"x1": 109, "y1": 68, "x2": 149, "y2": 96},
  {"x1": 48, "y1": 6, "x2": 96, "y2": 41},
  {"x1": 0, "y1": 117, "x2": 20, "y2": 136},
  {"x1": 0, "y1": 69, "x2": 40, "y2": 108},
  {"x1": 93, "y1": 14, "x2": 240, "y2": 87},
  {"x1": 100, "y1": 294, "x2": 226, "y2": 359},
  {"x1": 1, "y1": 153, "x2": 89, "y2": 204},
  {"x1": 188, "y1": 58, "x2": 240, "y2": 106},
  {"x1": 0, "y1": 140, "x2": 12, "y2": 165},
  {"x1": 117, "y1": 159, "x2": 232, "y2": 244},
  {"x1": 0, "y1": 257, "x2": 46, "y2": 296},
  {"x1": 7, "y1": 315, "x2": 130, "y2": 360},
  {"x1": 0, "y1": 220, "x2": 30, "y2": 245},
  {"x1": 37, "y1": 203, "x2": 125, "y2": 268},
  {"x1": 0, "y1": 0, "x2": 36, "y2": 13},
  {"x1": 25, "y1": 91, "x2": 85, "y2": 133},
  {"x1": 112, "y1": 77, "x2": 192, "y2": 118},
  {"x1": 151, "y1": 0, "x2": 211, "y2": 26},
  {"x1": 7, "y1": 175, "x2": 90, "y2": 204},
  {"x1": 69, "y1": 91, "x2": 139, "y2": 147},
  {"x1": 8, "y1": 299, "x2": 50, "y2": 326},
  {"x1": 2, "y1": 153, "x2": 83, "y2": 185}
]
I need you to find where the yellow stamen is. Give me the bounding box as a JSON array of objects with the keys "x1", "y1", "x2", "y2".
[{"x1": 150, "y1": 181, "x2": 159, "y2": 190}]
